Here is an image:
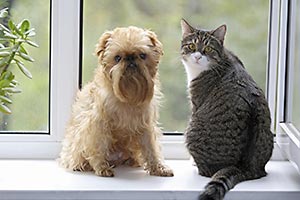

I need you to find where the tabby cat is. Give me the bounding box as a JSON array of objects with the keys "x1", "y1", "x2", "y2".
[{"x1": 180, "y1": 19, "x2": 273, "y2": 200}]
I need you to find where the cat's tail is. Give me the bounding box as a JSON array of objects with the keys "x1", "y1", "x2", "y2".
[{"x1": 198, "y1": 166, "x2": 266, "y2": 200}]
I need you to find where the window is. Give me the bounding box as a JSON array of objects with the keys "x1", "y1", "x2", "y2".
[
  {"x1": 0, "y1": 0, "x2": 50, "y2": 132},
  {"x1": 288, "y1": 0, "x2": 300, "y2": 132},
  {"x1": 271, "y1": 0, "x2": 300, "y2": 170},
  {"x1": 0, "y1": 0, "x2": 81, "y2": 158},
  {"x1": 0, "y1": 0, "x2": 299, "y2": 170}
]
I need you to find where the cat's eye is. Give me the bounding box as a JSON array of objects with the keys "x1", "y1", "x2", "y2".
[
  {"x1": 204, "y1": 46, "x2": 213, "y2": 54},
  {"x1": 139, "y1": 53, "x2": 147, "y2": 60},
  {"x1": 188, "y1": 43, "x2": 196, "y2": 51},
  {"x1": 114, "y1": 55, "x2": 122, "y2": 63}
]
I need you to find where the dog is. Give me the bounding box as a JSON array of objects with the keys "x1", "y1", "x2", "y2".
[{"x1": 59, "y1": 26, "x2": 174, "y2": 177}]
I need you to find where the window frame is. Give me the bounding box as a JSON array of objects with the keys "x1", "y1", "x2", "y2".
[
  {"x1": 0, "y1": 0, "x2": 81, "y2": 158},
  {"x1": 272, "y1": 0, "x2": 300, "y2": 170},
  {"x1": 0, "y1": 0, "x2": 298, "y2": 166}
]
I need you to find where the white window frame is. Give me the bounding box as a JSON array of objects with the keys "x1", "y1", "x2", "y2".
[
  {"x1": 271, "y1": 0, "x2": 300, "y2": 171},
  {"x1": 0, "y1": 0, "x2": 299, "y2": 167},
  {"x1": 0, "y1": 0, "x2": 81, "y2": 158}
]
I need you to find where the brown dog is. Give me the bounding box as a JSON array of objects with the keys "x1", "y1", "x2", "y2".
[{"x1": 59, "y1": 26, "x2": 173, "y2": 177}]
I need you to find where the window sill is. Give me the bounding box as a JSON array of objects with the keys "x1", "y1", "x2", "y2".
[{"x1": 0, "y1": 160, "x2": 299, "y2": 200}]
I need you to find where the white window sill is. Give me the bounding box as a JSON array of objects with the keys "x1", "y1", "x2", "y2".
[{"x1": 0, "y1": 160, "x2": 299, "y2": 200}]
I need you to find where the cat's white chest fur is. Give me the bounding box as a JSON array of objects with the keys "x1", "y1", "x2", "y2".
[{"x1": 182, "y1": 52, "x2": 210, "y2": 86}]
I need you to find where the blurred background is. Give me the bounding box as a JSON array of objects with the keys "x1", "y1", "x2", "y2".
[
  {"x1": 82, "y1": 0, "x2": 269, "y2": 132},
  {"x1": 0, "y1": 0, "x2": 269, "y2": 133}
]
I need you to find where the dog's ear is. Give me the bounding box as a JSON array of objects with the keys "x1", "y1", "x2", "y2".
[
  {"x1": 146, "y1": 30, "x2": 163, "y2": 56},
  {"x1": 95, "y1": 31, "x2": 112, "y2": 59}
]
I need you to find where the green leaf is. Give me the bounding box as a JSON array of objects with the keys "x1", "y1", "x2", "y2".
[
  {"x1": 27, "y1": 31, "x2": 36, "y2": 37},
  {"x1": 11, "y1": 43, "x2": 21, "y2": 53},
  {"x1": 9, "y1": 21, "x2": 23, "y2": 36},
  {"x1": 16, "y1": 38, "x2": 26, "y2": 43},
  {"x1": 0, "y1": 71, "x2": 14, "y2": 81},
  {"x1": 26, "y1": 40, "x2": 39, "y2": 48},
  {"x1": 11, "y1": 80, "x2": 18, "y2": 85},
  {"x1": 20, "y1": 19, "x2": 30, "y2": 33},
  {"x1": 0, "y1": 51, "x2": 10, "y2": 57},
  {"x1": 0, "y1": 38, "x2": 10, "y2": 42},
  {"x1": 0, "y1": 95, "x2": 12, "y2": 104},
  {"x1": 19, "y1": 44, "x2": 28, "y2": 55},
  {"x1": 0, "y1": 47, "x2": 11, "y2": 51},
  {"x1": 2, "y1": 87, "x2": 22, "y2": 93},
  {"x1": 0, "y1": 57, "x2": 8, "y2": 68},
  {"x1": 0, "y1": 8, "x2": 8, "y2": 18},
  {"x1": 0, "y1": 79, "x2": 10, "y2": 88},
  {"x1": 4, "y1": 31, "x2": 18, "y2": 39},
  {"x1": 13, "y1": 58, "x2": 24, "y2": 65},
  {"x1": 24, "y1": 28, "x2": 35, "y2": 35},
  {"x1": 8, "y1": 20, "x2": 15, "y2": 31},
  {"x1": 18, "y1": 52, "x2": 34, "y2": 62},
  {"x1": 16, "y1": 60, "x2": 32, "y2": 79},
  {"x1": 0, "y1": 24, "x2": 10, "y2": 32},
  {"x1": 9, "y1": 82, "x2": 17, "y2": 87},
  {"x1": 0, "y1": 103, "x2": 11, "y2": 114}
]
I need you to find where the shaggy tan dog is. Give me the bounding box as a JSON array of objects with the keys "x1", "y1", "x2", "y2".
[{"x1": 59, "y1": 26, "x2": 173, "y2": 177}]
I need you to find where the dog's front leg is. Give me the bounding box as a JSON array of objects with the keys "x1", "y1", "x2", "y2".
[
  {"x1": 87, "y1": 153, "x2": 114, "y2": 177},
  {"x1": 83, "y1": 122, "x2": 115, "y2": 177},
  {"x1": 140, "y1": 128, "x2": 174, "y2": 177}
]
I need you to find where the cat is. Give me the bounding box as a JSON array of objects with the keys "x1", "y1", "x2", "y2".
[{"x1": 180, "y1": 19, "x2": 274, "y2": 200}]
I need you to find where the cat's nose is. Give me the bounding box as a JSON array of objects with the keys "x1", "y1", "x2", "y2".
[{"x1": 193, "y1": 52, "x2": 202, "y2": 60}]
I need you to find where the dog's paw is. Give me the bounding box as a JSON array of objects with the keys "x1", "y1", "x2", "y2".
[
  {"x1": 149, "y1": 164, "x2": 174, "y2": 177},
  {"x1": 72, "y1": 162, "x2": 93, "y2": 172},
  {"x1": 95, "y1": 168, "x2": 114, "y2": 177}
]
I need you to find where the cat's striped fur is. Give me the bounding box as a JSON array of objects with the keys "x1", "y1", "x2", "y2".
[{"x1": 180, "y1": 19, "x2": 273, "y2": 200}]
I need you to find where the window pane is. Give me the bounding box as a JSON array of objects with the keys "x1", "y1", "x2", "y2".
[
  {"x1": 83, "y1": 0, "x2": 269, "y2": 132},
  {"x1": 0, "y1": 0, "x2": 50, "y2": 132},
  {"x1": 291, "y1": 1, "x2": 300, "y2": 131}
]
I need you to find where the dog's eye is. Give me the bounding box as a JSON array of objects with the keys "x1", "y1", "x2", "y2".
[
  {"x1": 114, "y1": 55, "x2": 122, "y2": 63},
  {"x1": 139, "y1": 53, "x2": 146, "y2": 60}
]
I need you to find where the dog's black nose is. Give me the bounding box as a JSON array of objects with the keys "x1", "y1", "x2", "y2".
[
  {"x1": 126, "y1": 55, "x2": 137, "y2": 68},
  {"x1": 128, "y1": 62, "x2": 137, "y2": 68}
]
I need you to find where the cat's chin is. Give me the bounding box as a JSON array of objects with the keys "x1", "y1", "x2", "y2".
[{"x1": 182, "y1": 59, "x2": 210, "y2": 86}]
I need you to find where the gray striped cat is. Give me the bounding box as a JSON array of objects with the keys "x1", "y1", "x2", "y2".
[{"x1": 180, "y1": 19, "x2": 273, "y2": 200}]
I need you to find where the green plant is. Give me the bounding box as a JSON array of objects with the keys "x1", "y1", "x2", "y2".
[{"x1": 0, "y1": 8, "x2": 38, "y2": 114}]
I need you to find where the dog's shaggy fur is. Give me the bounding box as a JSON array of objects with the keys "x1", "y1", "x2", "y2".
[{"x1": 59, "y1": 26, "x2": 173, "y2": 177}]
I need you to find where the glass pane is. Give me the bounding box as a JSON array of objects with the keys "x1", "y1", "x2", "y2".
[
  {"x1": 83, "y1": 0, "x2": 269, "y2": 132},
  {"x1": 0, "y1": 0, "x2": 50, "y2": 132},
  {"x1": 291, "y1": 1, "x2": 300, "y2": 131}
]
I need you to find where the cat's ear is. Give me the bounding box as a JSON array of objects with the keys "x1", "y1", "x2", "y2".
[
  {"x1": 181, "y1": 19, "x2": 195, "y2": 38},
  {"x1": 211, "y1": 24, "x2": 227, "y2": 45}
]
